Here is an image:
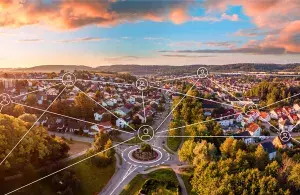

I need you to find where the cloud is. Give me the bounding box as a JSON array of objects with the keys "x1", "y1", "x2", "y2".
[
  {"x1": 234, "y1": 28, "x2": 280, "y2": 37},
  {"x1": 122, "y1": 37, "x2": 131, "y2": 39},
  {"x1": 162, "y1": 54, "x2": 216, "y2": 58},
  {"x1": 191, "y1": 12, "x2": 239, "y2": 22},
  {"x1": 0, "y1": 1, "x2": 194, "y2": 29},
  {"x1": 18, "y1": 39, "x2": 42, "y2": 42},
  {"x1": 221, "y1": 13, "x2": 239, "y2": 21},
  {"x1": 57, "y1": 37, "x2": 108, "y2": 43},
  {"x1": 168, "y1": 41, "x2": 238, "y2": 48},
  {"x1": 203, "y1": 0, "x2": 300, "y2": 53}
]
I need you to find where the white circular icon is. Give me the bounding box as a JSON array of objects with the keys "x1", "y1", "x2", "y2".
[
  {"x1": 0, "y1": 93, "x2": 11, "y2": 107},
  {"x1": 279, "y1": 131, "x2": 291, "y2": 142},
  {"x1": 138, "y1": 125, "x2": 154, "y2": 142},
  {"x1": 62, "y1": 72, "x2": 76, "y2": 87},
  {"x1": 197, "y1": 67, "x2": 209, "y2": 78},
  {"x1": 136, "y1": 78, "x2": 148, "y2": 91}
]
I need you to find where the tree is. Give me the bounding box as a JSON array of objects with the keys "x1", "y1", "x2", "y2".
[
  {"x1": 0, "y1": 114, "x2": 69, "y2": 173},
  {"x1": 26, "y1": 94, "x2": 36, "y2": 106},
  {"x1": 192, "y1": 140, "x2": 217, "y2": 166},
  {"x1": 74, "y1": 92, "x2": 95, "y2": 119},
  {"x1": 254, "y1": 145, "x2": 269, "y2": 171},
  {"x1": 220, "y1": 138, "x2": 238, "y2": 158},
  {"x1": 13, "y1": 105, "x2": 25, "y2": 117},
  {"x1": 265, "y1": 161, "x2": 280, "y2": 178},
  {"x1": 178, "y1": 139, "x2": 196, "y2": 164},
  {"x1": 288, "y1": 163, "x2": 300, "y2": 190}
]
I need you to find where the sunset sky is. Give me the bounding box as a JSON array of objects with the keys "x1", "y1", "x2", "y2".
[{"x1": 0, "y1": 0, "x2": 299, "y2": 68}]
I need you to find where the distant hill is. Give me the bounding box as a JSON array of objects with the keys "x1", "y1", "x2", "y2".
[
  {"x1": 10, "y1": 63, "x2": 300, "y2": 75},
  {"x1": 14, "y1": 65, "x2": 93, "y2": 72}
]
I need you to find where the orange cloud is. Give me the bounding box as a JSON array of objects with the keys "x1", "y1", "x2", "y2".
[
  {"x1": 169, "y1": 8, "x2": 189, "y2": 24},
  {"x1": 205, "y1": 0, "x2": 300, "y2": 53},
  {"x1": 0, "y1": 0, "x2": 195, "y2": 29}
]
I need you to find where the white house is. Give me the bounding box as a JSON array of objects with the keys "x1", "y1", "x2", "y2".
[
  {"x1": 260, "y1": 142, "x2": 276, "y2": 160},
  {"x1": 128, "y1": 96, "x2": 135, "y2": 104},
  {"x1": 233, "y1": 131, "x2": 254, "y2": 144},
  {"x1": 259, "y1": 112, "x2": 271, "y2": 122},
  {"x1": 247, "y1": 123, "x2": 261, "y2": 136},
  {"x1": 94, "y1": 112, "x2": 103, "y2": 121},
  {"x1": 293, "y1": 104, "x2": 300, "y2": 112},
  {"x1": 270, "y1": 110, "x2": 279, "y2": 119},
  {"x1": 116, "y1": 118, "x2": 127, "y2": 128},
  {"x1": 235, "y1": 113, "x2": 244, "y2": 123},
  {"x1": 218, "y1": 119, "x2": 234, "y2": 127}
]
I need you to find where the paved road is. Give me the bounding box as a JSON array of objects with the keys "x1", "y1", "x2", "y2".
[{"x1": 99, "y1": 97, "x2": 189, "y2": 195}]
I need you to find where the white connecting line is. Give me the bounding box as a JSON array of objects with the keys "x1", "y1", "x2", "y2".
[
  {"x1": 75, "y1": 86, "x2": 137, "y2": 132},
  {"x1": 12, "y1": 102, "x2": 133, "y2": 135},
  {"x1": 258, "y1": 91, "x2": 300, "y2": 110},
  {"x1": 149, "y1": 85, "x2": 242, "y2": 109},
  {"x1": 156, "y1": 112, "x2": 243, "y2": 134},
  {"x1": 155, "y1": 135, "x2": 277, "y2": 138},
  {"x1": 5, "y1": 137, "x2": 135, "y2": 195},
  {"x1": 109, "y1": 164, "x2": 138, "y2": 195},
  {"x1": 76, "y1": 79, "x2": 133, "y2": 86},
  {"x1": 11, "y1": 83, "x2": 62, "y2": 99},
  {"x1": 0, "y1": 78, "x2": 62, "y2": 81},
  {"x1": 0, "y1": 87, "x2": 67, "y2": 166},
  {"x1": 141, "y1": 91, "x2": 147, "y2": 123},
  {"x1": 207, "y1": 77, "x2": 242, "y2": 103},
  {"x1": 154, "y1": 78, "x2": 200, "y2": 132}
]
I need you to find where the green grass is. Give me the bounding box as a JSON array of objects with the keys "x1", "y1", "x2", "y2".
[
  {"x1": 120, "y1": 168, "x2": 179, "y2": 195},
  {"x1": 2, "y1": 156, "x2": 116, "y2": 195},
  {"x1": 179, "y1": 172, "x2": 197, "y2": 195},
  {"x1": 127, "y1": 136, "x2": 143, "y2": 144},
  {"x1": 70, "y1": 158, "x2": 116, "y2": 195},
  {"x1": 167, "y1": 128, "x2": 182, "y2": 152},
  {"x1": 162, "y1": 144, "x2": 175, "y2": 154}
]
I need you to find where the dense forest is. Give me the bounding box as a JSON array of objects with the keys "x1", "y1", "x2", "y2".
[
  {"x1": 169, "y1": 82, "x2": 300, "y2": 194},
  {"x1": 245, "y1": 81, "x2": 300, "y2": 108}
]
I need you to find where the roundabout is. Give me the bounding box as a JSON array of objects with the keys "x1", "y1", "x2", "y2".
[{"x1": 121, "y1": 145, "x2": 170, "y2": 168}]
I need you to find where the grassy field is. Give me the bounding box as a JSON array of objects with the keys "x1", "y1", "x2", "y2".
[
  {"x1": 2, "y1": 156, "x2": 116, "y2": 195},
  {"x1": 120, "y1": 168, "x2": 179, "y2": 195},
  {"x1": 70, "y1": 158, "x2": 116, "y2": 195},
  {"x1": 167, "y1": 128, "x2": 182, "y2": 152},
  {"x1": 179, "y1": 171, "x2": 197, "y2": 195}
]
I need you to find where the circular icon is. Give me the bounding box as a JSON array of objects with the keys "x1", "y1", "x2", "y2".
[
  {"x1": 0, "y1": 93, "x2": 11, "y2": 107},
  {"x1": 197, "y1": 67, "x2": 209, "y2": 78},
  {"x1": 136, "y1": 78, "x2": 148, "y2": 91},
  {"x1": 279, "y1": 131, "x2": 291, "y2": 143},
  {"x1": 138, "y1": 125, "x2": 154, "y2": 142},
  {"x1": 62, "y1": 72, "x2": 76, "y2": 87},
  {"x1": 244, "y1": 103, "x2": 258, "y2": 115}
]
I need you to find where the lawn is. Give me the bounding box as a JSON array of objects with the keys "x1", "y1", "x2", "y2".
[
  {"x1": 70, "y1": 158, "x2": 116, "y2": 195},
  {"x1": 2, "y1": 156, "x2": 116, "y2": 195},
  {"x1": 167, "y1": 128, "x2": 182, "y2": 152},
  {"x1": 179, "y1": 171, "x2": 197, "y2": 195},
  {"x1": 120, "y1": 168, "x2": 179, "y2": 195},
  {"x1": 68, "y1": 140, "x2": 91, "y2": 156}
]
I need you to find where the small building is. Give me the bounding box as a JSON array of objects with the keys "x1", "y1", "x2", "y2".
[
  {"x1": 233, "y1": 131, "x2": 254, "y2": 144},
  {"x1": 260, "y1": 142, "x2": 276, "y2": 160},
  {"x1": 247, "y1": 123, "x2": 261, "y2": 136}
]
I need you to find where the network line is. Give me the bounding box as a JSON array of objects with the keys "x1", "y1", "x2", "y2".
[
  {"x1": 154, "y1": 78, "x2": 200, "y2": 132},
  {"x1": 75, "y1": 86, "x2": 137, "y2": 132},
  {"x1": 76, "y1": 79, "x2": 133, "y2": 86},
  {"x1": 11, "y1": 83, "x2": 62, "y2": 99},
  {"x1": 141, "y1": 91, "x2": 147, "y2": 123},
  {"x1": 207, "y1": 77, "x2": 242, "y2": 103},
  {"x1": 12, "y1": 102, "x2": 133, "y2": 135},
  {"x1": 149, "y1": 85, "x2": 243, "y2": 109},
  {"x1": 156, "y1": 112, "x2": 243, "y2": 134},
  {"x1": 0, "y1": 87, "x2": 67, "y2": 166},
  {"x1": 5, "y1": 137, "x2": 135, "y2": 195}
]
